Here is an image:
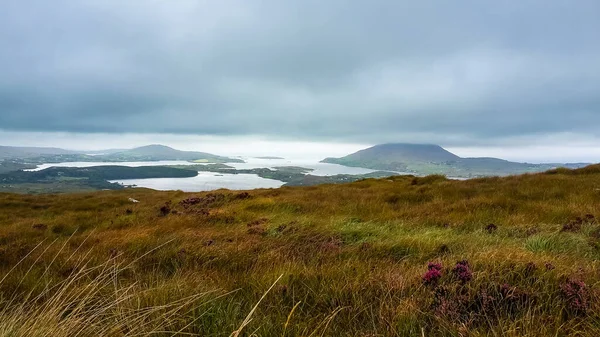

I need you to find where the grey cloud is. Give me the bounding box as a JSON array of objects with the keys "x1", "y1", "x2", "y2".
[{"x1": 1, "y1": 0, "x2": 599, "y2": 146}]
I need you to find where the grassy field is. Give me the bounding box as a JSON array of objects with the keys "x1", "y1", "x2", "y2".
[{"x1": 1, "y1": 166, "x2": 600, "y2": 336}]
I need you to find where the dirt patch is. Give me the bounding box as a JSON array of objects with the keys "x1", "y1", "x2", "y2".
[
  {"x1": 32, "y1": 223, "x2": 47, "y2": 230},
  {"x1": 247, "y1": 218, "x2": 268, "y2": 227},
  {"x1": 179, "y1": 193, "x2": 226, "y2": 208},
  {"x1": 560, "y1": 215, "x2": 596, "y2": 233}
]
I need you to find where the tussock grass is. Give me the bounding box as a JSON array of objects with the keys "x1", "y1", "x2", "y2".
[
  {"x1": 0, "y1": 168, "x2": 600, "y2": 335},
  {"x1": 0, "y1": 236, "x2": 228, "y2": 336}
]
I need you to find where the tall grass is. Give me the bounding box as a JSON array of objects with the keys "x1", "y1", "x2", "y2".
[
  {"x1": 1, "y1": 167, "x2": 600, "y2": 335},
  {"x1": 0, "y1": 236, "x2": 219, "y2": 336}
]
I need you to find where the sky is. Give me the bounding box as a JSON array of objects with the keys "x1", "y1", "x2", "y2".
[{"x1": 1, "y1": 1, "x2": 599, "y2": 162}]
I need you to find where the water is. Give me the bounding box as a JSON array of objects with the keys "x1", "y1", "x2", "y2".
[
  {"x1": 110, "y1": 171, "x2": 284, "y2": 192},
  {"x1": 25, "y1": 158, "x2": 380, "y2": 176},
  {"x1": 225, "y1": 158, "x2": 378, "y2": 176},
  {"x1": 25, "y1": 160, "x2": 196, "y2": 171},
  {"x1": 24, "y1": 158, "x2": 389, "y2": 191}
]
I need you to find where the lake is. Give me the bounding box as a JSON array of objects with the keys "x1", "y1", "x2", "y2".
[
  {"x1": 110, "y1": 171, "x2": 285, "y2": 192},
  {"x1": 25, "y1": 161, "x2": 196, "y2": 171},
  {"x1": 24, "y1": 158, "x2": 381, "y2": 191},
  {"x1": 225, "y1": 158, "x2": 378, "y2": 176}
]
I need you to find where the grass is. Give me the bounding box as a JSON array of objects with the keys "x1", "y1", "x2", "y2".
[{"x1": 0, "y1": 166, "x2": 600, "y2": 335}]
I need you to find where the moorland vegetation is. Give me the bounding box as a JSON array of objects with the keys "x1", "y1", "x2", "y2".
[{"x1": 0, "y1": 166, "x2": 600, "y2": 335}]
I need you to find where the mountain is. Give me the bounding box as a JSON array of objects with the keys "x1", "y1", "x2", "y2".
[
  {"x1": 323, "y1": 144, "x2": 458, "y2": 168},
  {"x1": 321, "y1": 143, "x2": 588, "y2": 177},
  {"x1": 0, "y1": 144, "x2": 244, "y2": 165},
  {"x1": 321, "y1": 143, "x2": 461, "y2": 171},
  {"x1": 102, "y1": 145, "x2": 243, "y2": 162},
  {"x1": 0, "y1": 146, "x2": 78, "y2": 159}
]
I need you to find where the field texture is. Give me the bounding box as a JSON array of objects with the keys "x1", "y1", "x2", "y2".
[{"x1": 0, "y1": 166, "x2": 599, "y2": 336}]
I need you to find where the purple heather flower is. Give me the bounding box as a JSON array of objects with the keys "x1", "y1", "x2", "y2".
[
  {"x1": 423, "y1": 262, "x2": 443, "y2": 286},
  {"x1": 423, "y1": 268, "x2": 443, "y2": 286},
  {"x1": 560, "y1": 279, "x2": 589, "y2": 315},
  {"x1": 428, "y1": 262, "x2": 443, "y2": 271},
  {"x1": 453, "y1": 260, "x2": 472, "y2": 284}
]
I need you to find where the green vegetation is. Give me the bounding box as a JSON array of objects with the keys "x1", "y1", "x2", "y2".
[
  {"x1": 169, "y1": 164, "x2": 397, "y2": 186},
  {"x1": 0, "y1": 166, "x2": 600, "y2": 335},
  {"x1": 0, "y1": 163, "x2": 398, "y2": 194},
  {"x1": 0, "y1": 166, "x2": 199, "y2": 194},
  {"x1": 322, "y1": 143, "x2": 589, "y2": 177},
  {"x1": 0, "y1": 160, "x2": 36, "y2": 174}
]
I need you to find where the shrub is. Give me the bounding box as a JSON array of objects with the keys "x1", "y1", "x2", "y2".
[
  {"x1": 452, "y1": 260, "x2": 472, "y2": 284},
  {"x1": 423, "y1": 262, "x2": 443, "y2": 286},
  {"x1": 485, "y1": 223, "x2": 498, "y2": 233},
  {"x1": 159, "y1": 202, "x2": 171, "y2": 216},
  {"x1": 560, "y1": 278, "x2": 590, "y2": 315},
  {"x1": 499, "y1": 283, "x2": 534, "y2": 315}
]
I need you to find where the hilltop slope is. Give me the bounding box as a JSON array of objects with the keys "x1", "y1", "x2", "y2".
[
  {"x1": 0, "y1": 167, "x2": 599, "y2": 335},
  {"x1": 322, "y1": 143, "x2": 458, "y2": 170},
  {"x1": 0, "y1": 146, "x2": 78, "y2": 159},
  {"x1": 324, "y1": 143, "x2": 459, "y2": 164},
  {"x1": 103, "y1": 144, "x2": 243, "y2": 162},
  {"x1": 322, "y1": 143, "x2": 587, "y2": 177},
  {"x1": 0, "y1": 144, "x2": 243, "y2": 165}
]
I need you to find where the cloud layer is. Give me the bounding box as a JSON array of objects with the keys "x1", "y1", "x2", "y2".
[{"x1": 1, "y1": 0, "x2": 599, "y2": 145}]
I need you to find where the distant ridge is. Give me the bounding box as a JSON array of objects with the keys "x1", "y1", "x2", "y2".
[
  {"x1": 324, "y1": 143, "x2": 459, "y2": 164},
  {"x1": 0, "y1": 146, "x2": 78, "y2": 159},
  {"x1": 321, "y1": 143, "x2": 588, "y2": 177},
  {"x1": 104, "y1": 144, "x2": 243, "y2": 162},
  {"x1": 0, "y1": 144, "x2": 243, "y2": 163}
]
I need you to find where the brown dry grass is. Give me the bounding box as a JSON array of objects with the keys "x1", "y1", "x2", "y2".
[{"x1": 1, "y1": 167, "x2": 600, "y2": 335}]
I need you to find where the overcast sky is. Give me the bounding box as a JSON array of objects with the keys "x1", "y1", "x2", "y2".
[{"x1": 1, "y1": 1, "x2": 599, "y2": 161}]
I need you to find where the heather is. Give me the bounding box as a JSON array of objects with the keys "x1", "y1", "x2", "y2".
[{"x1": 0, "y1": 166, "x2": 600, "y2": 336}]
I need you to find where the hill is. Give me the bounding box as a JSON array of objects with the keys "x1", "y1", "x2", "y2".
[
  {"x1": 324, "y1": 143, "x2": 459, "y2": 165},
  {"x1": 0, "y1": 146, "x2": 78, "y2": 159},
  {"x1": 0, "y1": 144, "x2": 244, "y2": 167},
  {"x1": 322, "y1": 143, "x2": 588, "y2": 177},
  {"x1": 0, "y1": 168, "x2": 599, "y2": 335},
  {"x1": 90, "y1": 144, "x2": 244, "y2": 163}
]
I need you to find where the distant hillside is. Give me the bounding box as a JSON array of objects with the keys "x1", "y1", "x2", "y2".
[
  {"x1": 323, "y1": 144, "x2": 459, "y2": 169},
  {"x1": 102, "y1": 145, "x2": 243, "y2": 163},
  {"x1": 0, "y1": 146, "x2": 78, "y2": 159},
  {"x1": 84, "y1": 149, "x2": 128, "y2": 155},
  {"x1": 322, "y1": 143, "x2": 588, "y2": 177},
  {"x1": 0, "y1": 144, "x2": 243, "y2": 164}
]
